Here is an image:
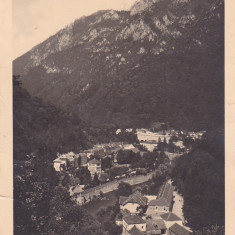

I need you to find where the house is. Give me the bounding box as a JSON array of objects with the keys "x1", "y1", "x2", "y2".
[
  {"x1": 146, "y1": 219, "x2": 167, "y2": 235},
  {"x1": 148, "y1": 183, "x2": 174, "y2": 214},
  {"x1": 122, "y1": 215, "x2": 146, "y2": 235},
  {"x1": 53, "y1": 157, "x2": 67, "y2": 171},
  {"x1": 87, "y1": 158, "x2": 101, "y2": 178},
  {"x1": 128, "y1": 225, "x2": 144, "y2": 235},
  {"x1": 53, "y1": 152, "x2": 78, "y2": 171},
  {"x1": 120, "y1": 191, "x2": 148, "y2": 214},
  {"x1": 168, "y1": 223, "x2": 191, "y2": 235},
  {"x1": 160, "y1": 212, "x2": 182, "y2": 228},
  {"x1": 115, "y1": 209, "x2": 131, "y2": 226}
]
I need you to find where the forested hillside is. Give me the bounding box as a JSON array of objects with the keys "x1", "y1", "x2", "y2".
[
  {"x1": 171, "y1": 129, "x2": 224, "y2": 234},
  {"x1": 13, "y1": 0, "x2": 224, "y2": 130},
  {"x1": 13, "y1": 75, "x2": 93, "y2": 160}
]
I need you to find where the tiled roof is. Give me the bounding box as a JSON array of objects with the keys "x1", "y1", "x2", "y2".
[
  {"x1": 169, "y1": 223, "x2": 191, "y2": 235},
  {"x1": 160, "y1": 212, "x2": 182, "y2": 222},
  {"x1": 122, "y1": 191, "x2": 147, "y2": 207},
  {"x1": 119, "y1": 196, "x2": 129, "y2": 205},
  {"x1": 88, "y1": 159, "x2": 101, "y2": 165},
  {"x1": 158, "y1": 182, "x2": 174, "y2": 206},
  {"x1": 121, "y1": 209, "x2": 131, "y2": 218},
  {"x1": 129, "y1": 225, "x2": 144, "y2": 235},
  {"x1": 148, "y1": 197, "x2": 169, "y2": 207},
  {"x1": 124, "y1": 215, "x2": 145, "y2": 225},
  {"x1": 146, "y1": 219, "x2": 166, "y2": 231}
]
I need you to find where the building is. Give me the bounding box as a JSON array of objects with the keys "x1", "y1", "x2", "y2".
[
  {"x1": 120, "y1": 191, "x2": 148, "y2": 214},
  {"x1": 148, "y1": 183, "x2": 174, "y2": 214},
  {"x1": 146, "y1": 219, "x2": 167, "y2": 235},
  {"x1": 160, "y1": 212, "x2": 183, "y2": 228},
  {"x1": 53, "y1": 152, "x2": 78, "y2": 171},
  {"x1": 53, "y1": 157, "x2": 67, "y2": 171},
  {"x1": 87, "y1": 158, "x2": 101, "y2": 177},
  {"x1": 168, "y1": 223, "x2": 191, "y2": 235},
  {"x1": 115, "y1": 209, "x2": 131, "y2": 226},
  {"x1": 122, "y1": 215, "x2": 146, "y2": 235}
]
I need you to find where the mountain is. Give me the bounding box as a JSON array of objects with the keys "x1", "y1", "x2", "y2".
[{"x1": 13, "y1": 0, "x2": 224, "y2": 130}]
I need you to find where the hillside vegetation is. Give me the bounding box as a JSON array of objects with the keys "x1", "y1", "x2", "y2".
[
  {"x1": 171, "y1": 129, "x2": 224, "y2": 233},
  {"x1": 13, "y1": 75, "x2": 93, "y2": 160}
]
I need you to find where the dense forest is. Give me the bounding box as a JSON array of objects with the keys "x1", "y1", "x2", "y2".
[
  {"x1": 14, "y1": 75, "x2": 139, "y2": 161},
  {"x1": 171, "y1": 129, "x2": 224, "y2": 234},
  {"x1": 13, "y1": 75, "x2": 94, "y2": 161},
  {"x1": 14, "y1": 153, "x2": 109, "y2": 234}
]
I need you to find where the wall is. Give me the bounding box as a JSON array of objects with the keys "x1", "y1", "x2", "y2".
[
  {"x1": 148, "y1": 205, "x2": 170, "y2": 213},
  {"x1": 75, "y1": 171, "x2": 156, "y2": 202},
  {"x1": 123, "y1": 203, "x2": 139, "y2": 214}
]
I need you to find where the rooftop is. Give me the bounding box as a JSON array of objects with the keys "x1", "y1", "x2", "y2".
[
  {"x1": 87, "y1": 159, "x2": 101, "y2": 165},
  {"x1": 148, "y1": 197, "x2": 169, "y2": 207},
  {"x1": 146, "y1": 219, "x2": 166, "y2": 231},
  {"x1": 157, "y1": 182, "x2": 174, "y2": 206},
  {"x1": 121, "y1": 191, "x2": 147, "y2": 207},
  {"x1": 160, "y1": 212, "x2": 182, "y2": 222},
  {"x1": 124, "y1": 215, "x2": 145, "y2": 225},
  {"x1": 121, "y1": 209, "x2": 131, "y2": 218},
  {"x1": 129, "y1": 225, "x2": 144, "y2": 235},
  {"x1": 119, "y1": 196, "x2": 129, "y2": 205},
  {"x1": 169, "y1": 223, "x2": 191, "y2": 235}
]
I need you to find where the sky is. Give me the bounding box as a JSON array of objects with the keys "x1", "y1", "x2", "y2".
[{"x1": 13, "y1": 0, "x2": 137, "y2": 59}]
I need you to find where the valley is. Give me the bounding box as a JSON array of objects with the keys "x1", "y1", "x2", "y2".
[{"x1": 13, "y1": 0, "x2": 224, "y2": 234}]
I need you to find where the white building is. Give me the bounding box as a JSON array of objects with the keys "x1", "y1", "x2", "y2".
[
  {"x1": 122, "y1": 215, "x2": 146, "y2": 235},
  {"x1": 87, "y1": 159, "x2": 101, "y2": 177},
  {"x1": 53, "y1": 157, "x2": 67, "y2": 171}
]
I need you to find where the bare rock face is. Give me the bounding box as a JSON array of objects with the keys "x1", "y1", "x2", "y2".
[
  {"x1": 130, "y1": 0, "x2": 159, "y2": 15},
  {"x1": 117, "y1": 20, "x2": 156, "y2": 41}
]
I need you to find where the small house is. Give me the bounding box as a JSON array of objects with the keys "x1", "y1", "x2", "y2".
[
  {"x1": 168, "y1": 223, "x2": 191, "y2": 235},
  {"x1": 146, "y1": 219, "x2": 167, "y2": 234},
  {"x1": 160, "y1": 212, "x2": 183, "y2": 228},
  {"x1": 53, "y1": 157, "x2": 67, "y2": 171},
  {"x1": 148, "y1": 183, "x2": 174, "y2": 214},
  {"x1": 122, "y1": 215, "x2": 146, "y2": 235},
  {"x1": 120, "y1": 191, "x2": 147, "y2": 214}
]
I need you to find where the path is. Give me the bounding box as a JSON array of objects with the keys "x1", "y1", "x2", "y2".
[{"x1": 172, "y1": 191, "x2": 185, "y2": 222}]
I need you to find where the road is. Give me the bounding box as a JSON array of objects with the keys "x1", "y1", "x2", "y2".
[
  {"x1": 172, "y1": 191, "x2": 185, "y2": 222},
  {"x1": 172, "y1": 191, "x2": 191, "y2": 232},
  {"x1": 74, "y1": 171, "x2": 156, "y2": 202}
]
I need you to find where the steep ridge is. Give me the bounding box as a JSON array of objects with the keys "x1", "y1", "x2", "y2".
[{"x1": 13, "y1": 0, "x2": 224, "y2": 130}]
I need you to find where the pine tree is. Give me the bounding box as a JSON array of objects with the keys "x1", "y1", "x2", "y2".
[{"x1": 92, "y1": 173, "x2": 100, "y2": 187}]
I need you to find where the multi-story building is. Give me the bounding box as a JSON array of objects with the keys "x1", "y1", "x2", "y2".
[
  {"x1": 87, "y1": 158, "x2": 101, "y2": 177},
  {"x1": 148, "y1": 183, "x2": 174, "y2": 214}
]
